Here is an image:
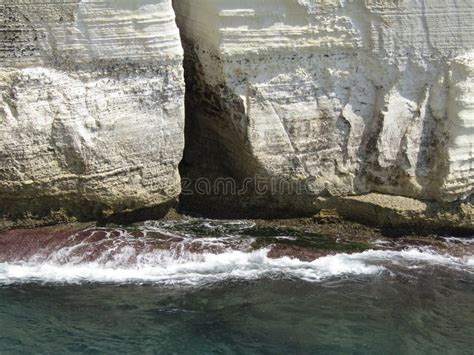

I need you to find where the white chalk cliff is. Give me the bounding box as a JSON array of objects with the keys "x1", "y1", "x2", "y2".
[
  {"x1": 0, "y1": 0, "x2": 184, "y2": 218},
  {"x1": 0, "y1": 0, "x2": 473, "y2": 226},
  {"x1": 175, "y1": 0, "x2": 474, "y2": 207}
]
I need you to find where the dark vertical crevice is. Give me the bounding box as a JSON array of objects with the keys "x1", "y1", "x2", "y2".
[{"x1": 171, "y1": 2, "x2": 314, "y2": 219}]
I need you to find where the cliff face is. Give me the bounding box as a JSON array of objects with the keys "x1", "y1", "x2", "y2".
[
  {"x1": 0, "y1": 0, "x2": 473, "y2": 228},
  {"x1": 174, "y1": 0, "x2": 474, "y2": 216},
  {"x1": 0, "y1": 0, "x2": 184, "y2": 219}
]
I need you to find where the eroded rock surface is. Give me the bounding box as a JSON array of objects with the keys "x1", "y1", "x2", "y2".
[
  {"x1": 0, "y1": 0, "x2": 185, "y2": 220},
  {"x1": 0, "y1": 1, "x2": 472, "y2": 229},
  {"x1": 174, "y1": 0, "x2": 474, "y2": 218}
]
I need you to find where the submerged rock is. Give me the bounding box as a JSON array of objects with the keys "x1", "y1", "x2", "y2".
[
  {"x1": 0, "y1": 218, "x2": 471, "y2": 265},
  {"x1": 0, "y1": 0, "x2": 185, "y2": 220},
  {"x1": 267, "y1": 245, "x2": 334, "y2": 262}
]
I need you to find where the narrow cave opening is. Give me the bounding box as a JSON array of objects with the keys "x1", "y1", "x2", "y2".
[
  {"x1": 171, "y1": 0, "x2": 261, "y2": 219},
  {"x1": 171, "y1": 1, "x2": 320, "y2": 220}
]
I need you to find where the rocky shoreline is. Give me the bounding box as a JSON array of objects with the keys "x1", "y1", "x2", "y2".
[
  {"x1": 2, "y1": 191, "x2": 471, "y2": 235},
  {"x1": 1, "y1": 209, "x2": 472, "y2": 265}
]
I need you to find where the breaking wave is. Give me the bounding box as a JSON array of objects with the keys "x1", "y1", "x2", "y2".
[{"x1": 0, "y1": 221, "x2": 472, "y2": 286}]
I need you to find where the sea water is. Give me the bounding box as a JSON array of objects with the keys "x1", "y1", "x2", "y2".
[{"x1": 0, "y1": 219, "x2": 472, "y2": 354}]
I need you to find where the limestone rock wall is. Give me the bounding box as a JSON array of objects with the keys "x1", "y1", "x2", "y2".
[
  {"x1": 174, "y1": 0, "x2": 474, "y2": 208},
  {"x1": 0, "y1": 0, "x2": 185, "y2": 219},
  {"x1": 0, "y1": 0, "x2": 472, "y2": 225}
]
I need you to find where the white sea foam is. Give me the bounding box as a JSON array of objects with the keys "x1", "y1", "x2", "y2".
[
  {"x1": 442, "y1": 236, "x2": 474, "y2": 245},
  {"x1": 0, "y1": 246, "x2": 471, "y2": 286}
]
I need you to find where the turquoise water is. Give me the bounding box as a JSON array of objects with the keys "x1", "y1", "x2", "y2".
[
  {"x1": 0, "y1": 220, "x2": 473, "y2": 354},
  {"x1": 1, "y1": 274, "x2": 473, "y2": 354}
]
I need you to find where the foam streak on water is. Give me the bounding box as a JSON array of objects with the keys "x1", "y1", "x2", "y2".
[{"x1": 0, "y1": 247, "x2": 472, "y2": 286}]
